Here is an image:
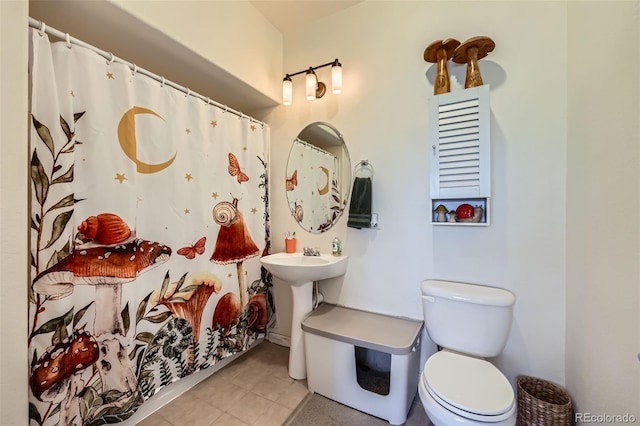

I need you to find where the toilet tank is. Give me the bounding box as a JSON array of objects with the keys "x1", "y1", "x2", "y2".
[{"x1": 421, "y1": 280, "x2": 515, "y2": 358}]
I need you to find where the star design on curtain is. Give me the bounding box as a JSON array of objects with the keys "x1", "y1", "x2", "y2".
[
  {"x1": 114, "y1": 173, "x2": 127, "y2": 183},
  {"x1": 184, "y1": 208, "x2": 191, "y2": 214},
  {"x1": 106, "y1": 72, "x2": 114, "y2": 79},
  {"x1": 211, "y1": 120, "x2": 217, "y2": 128},
  {"x1": 185, "y1": 173, "x2": 193, "y2": 181},
  {"x1": 211, "y1": 192, "x2": 219, "y2": 199},
  {"x1": 251, "y1": 207, "x2": 257, "y2": 214},
  {"x1": 250, "y1": 124, "x2": 256, "y2": 131},
  {"x1": 185, "y1": 128, "x2": 191, "y2": 134}
]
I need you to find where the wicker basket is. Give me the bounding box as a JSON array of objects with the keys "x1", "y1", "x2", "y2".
[{"x1": 516, "y1": 375, "x2": 572, "y2": 425}]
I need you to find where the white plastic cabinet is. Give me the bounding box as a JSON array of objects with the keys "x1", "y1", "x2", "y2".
[{"x1": 429, "y1": 85, "x2": 491, "y2": 225}]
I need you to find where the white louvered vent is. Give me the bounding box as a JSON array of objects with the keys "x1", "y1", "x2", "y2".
[{"x1": 430, "y1": 85, "x2": 490, "y2": 199}]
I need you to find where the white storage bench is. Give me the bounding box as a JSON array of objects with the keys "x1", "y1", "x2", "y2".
[{"x1": 301, "y1": 303, "x2": 423, "y2": 425}]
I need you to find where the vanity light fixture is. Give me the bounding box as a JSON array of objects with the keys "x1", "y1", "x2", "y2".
[{"x1": 282, "y1": 59, "x2": 342, "y2": 106}]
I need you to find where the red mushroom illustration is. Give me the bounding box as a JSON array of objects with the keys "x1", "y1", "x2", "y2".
[
  {"x1": 32, "y1": 213, "x2": 171, "y2": 395},
  {"x1": 30, "y1": 330, "x2": 99, "y2": 426},
  {"x1": 210, "y1": 199, "x2": 259, "y2": 307},
  {"x1": 212, "y1": 292, "x2": 242, "y2": 334},
  {"x1": 151, "y1": 271, "x2": 222, "y2": 366}
]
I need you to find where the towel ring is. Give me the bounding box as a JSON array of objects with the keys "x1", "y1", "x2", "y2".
[{"x1": 354, "y1": 159, "x2": 374, "y2": 178}]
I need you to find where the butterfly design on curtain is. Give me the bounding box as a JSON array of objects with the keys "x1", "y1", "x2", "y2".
[
  {"x1": 177, "y1": 236, "x2": 207, "y2": 259},
  {"x1": 286, "y1": 170, "x2": 297, "y2": 191},
  {"x1": 228, "y1": 153, "x2": 249, "y2": 183}
]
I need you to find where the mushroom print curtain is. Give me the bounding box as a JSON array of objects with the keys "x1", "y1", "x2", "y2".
[
  {"x1": 28, "y1": 29, "x2": 272, "y2": 425},
  {"x1": 286, "y1": 138, "x2": 339, "y2": 232}
]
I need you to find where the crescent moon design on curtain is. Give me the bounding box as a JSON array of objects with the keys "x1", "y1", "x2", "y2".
[
  {"x1": 117, "y1": 106, "x2": 177, "y2": 174},
  {"x1": 317, "y1": 166, "x2": 330, "y2": 195}
]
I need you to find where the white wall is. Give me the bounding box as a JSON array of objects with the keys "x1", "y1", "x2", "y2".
[
  {"x1": 265, "y1": 1, "x2": 568, "y2": 386},
  {"x1": 0, "y1": 1, "x2": 29, "y2": 425},
  {"x1": 566, "y1": 2, "x2": 640, "y2": 421}
]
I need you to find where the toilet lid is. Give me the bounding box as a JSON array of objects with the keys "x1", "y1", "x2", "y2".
[{"x1": 424, "y1": 351, "x2": 514, "y2": 417}]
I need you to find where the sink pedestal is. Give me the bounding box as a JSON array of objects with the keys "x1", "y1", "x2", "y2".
[
  {"x1": 259, "y1": 252, "x2": 349, "y2": 381},
  {"x1": 288, "y1": 281, "x2": 313, "y2": 380}
]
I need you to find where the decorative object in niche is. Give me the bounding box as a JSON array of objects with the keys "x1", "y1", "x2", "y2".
[
  {"x1": 452, "y1": 36, "x2": 495, "y2": 89},
  {"x1": 282, "y1": 59, "x2": 342, "y2": 106},
  {"x1": 423, "y1": 38, "x2": 461, "y2": 95},
  {"x1": 286, "y1": 122, "x2": 351, "y2": 234},
  {"x1": 431, "y1": 199, "x2": 488, "y2": 225},
  {"x1": 434, "y1": 204, "x2": 448, "y2": 222}
]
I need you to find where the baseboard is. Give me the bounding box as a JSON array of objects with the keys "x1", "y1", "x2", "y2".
[{"x1": 267, "y1": 331, "x2": 291, "y2": 347}]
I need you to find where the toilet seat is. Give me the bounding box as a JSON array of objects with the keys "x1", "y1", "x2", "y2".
[{"x1": 424, "y1": 350, "x2": 515, "y2": 422}]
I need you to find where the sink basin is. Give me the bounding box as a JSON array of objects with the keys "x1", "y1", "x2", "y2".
[
  {"x1": 260, "y1": 252, "x2": 349, "y2": 380},
  {"x1": 260, "y1": 252, "x2": 348, "y2": 285}
]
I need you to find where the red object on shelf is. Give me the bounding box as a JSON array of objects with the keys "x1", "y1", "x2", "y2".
[{"x1": 456, "y1": 203, "x2": 474, "y2": 219}]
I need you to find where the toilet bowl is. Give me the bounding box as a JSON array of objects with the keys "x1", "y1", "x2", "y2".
[
  {"x1": 419, "y1": 280, "x2": 517, "y2": 426},
  {"x1": 419, "y1": 350, "x2": 515, "y2": 425}
]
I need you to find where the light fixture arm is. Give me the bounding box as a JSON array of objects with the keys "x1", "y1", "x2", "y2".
[{"x1": 285, "y1": 59, "x2": 340, "y2": 79}]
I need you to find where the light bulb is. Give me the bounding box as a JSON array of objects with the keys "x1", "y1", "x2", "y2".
[
  {"x1": 332, "y1": 62, "x2": 342, "y2": 94},
  {"x1": 282, "y1": 77, "x2": 292, "y2": 106},
  {"x1": 306, "y1": 70, "x2": 317, "y2": 100}
]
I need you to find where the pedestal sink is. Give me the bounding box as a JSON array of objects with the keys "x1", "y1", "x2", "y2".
[{"x1": 260, "y1": 252, "x2": 348, "y2": 380}]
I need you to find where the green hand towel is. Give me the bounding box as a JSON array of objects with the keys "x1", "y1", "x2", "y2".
[{"x1": 347, "y1": 177, "x2": 372, "y2": 229}]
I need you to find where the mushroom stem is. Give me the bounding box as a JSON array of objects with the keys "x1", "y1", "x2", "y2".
[
  {"x1": 93, "y1": 284, "x2": 124, "y2": 336},
  {"x1": 93, "y1": 284, "x2": 138, "y2": 395},
  {"x1": 435, "y1": 47, "x2": 451, "y2": 95},
  {"x1": 237, "y1": 263, "x2": 246, "y2": 306},
  {"x1": 58, "y1": 373, "x2": 84, "y2": 426},
  {"x1": 464, "y1": 46, "x2": 483, "y2": 88},
  {"x1": 96, "y1": 333, "x2": 138, "y2": 394}
]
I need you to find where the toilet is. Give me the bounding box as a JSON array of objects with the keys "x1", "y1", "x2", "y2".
[{"x1": 419, "y1": 279, "x2": 517, "y2": 426}]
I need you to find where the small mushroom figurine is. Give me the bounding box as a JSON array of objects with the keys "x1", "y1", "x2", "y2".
[
  {"x1": 452, "y1": 36, "x2": 495, "y2": 88},
  {"x1": 448, "y1": 210, "x2": 458, "y2": 222},
  {"x1": 434, "y1": 204, "x2": 448, "y2": 222},
  {"x1": 424, "y1": 38, "x2": 461, "y2": 95}
]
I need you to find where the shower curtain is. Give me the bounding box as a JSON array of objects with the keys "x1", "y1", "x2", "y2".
[
  {"x1": 286, "y1": 138, "x2": 338, "y2": 232},
  {"x1": 28, "y1": 28, "x2": 271, "y2": 425}
]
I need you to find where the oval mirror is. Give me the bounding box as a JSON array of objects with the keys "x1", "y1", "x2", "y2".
[{"x1": 285, "y1": 122, "x2": 351, "y2": 233}]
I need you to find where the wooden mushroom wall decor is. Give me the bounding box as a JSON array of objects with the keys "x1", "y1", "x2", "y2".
[
  {"x1": 424, "y1": 36, "x2": 495, "y2": 92},
  {"x1": 28, "y1": 36, "x2": 273, "y2": 426}
]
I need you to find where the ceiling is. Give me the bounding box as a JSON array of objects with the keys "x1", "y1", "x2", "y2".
[{"x1": 249, "y1": 1, "x2": 362, "y2": 33}]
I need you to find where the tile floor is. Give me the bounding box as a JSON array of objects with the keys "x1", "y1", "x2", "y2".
[{"x1": 137, "y1": 340, "x2": 429, "y2": 425}]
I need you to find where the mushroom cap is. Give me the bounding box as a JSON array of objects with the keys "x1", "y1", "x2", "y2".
[
  {"x1": 212, "y1": 292, "x2": 242, "y2": 333},
  {"x1": 452, "y1": 36, "x2": 495, "y2": 64},
  {"x1": 33, "y1": 238, "x2": 172, "y2": 299},
  {"x1": 424, "y1": 38, "x2": 461, "y2": 63},
  {"x1": 210, "y1": 211, "x2": 259, "y2": 265},
  {"x1": 434, "y1": 204, "x2": 449, "y2": 213},
  {"x1": 30, "y1": 330, "x2": 99, "y2": 402}
]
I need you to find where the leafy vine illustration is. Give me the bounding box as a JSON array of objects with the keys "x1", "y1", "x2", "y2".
[{"x1": 29, "y1": 112, "x2": 85, "y2": 345}]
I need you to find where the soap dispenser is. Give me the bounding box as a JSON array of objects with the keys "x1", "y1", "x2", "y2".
[{"x1": 331, "y1": 235, "x2": 342, "y2": 256}]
